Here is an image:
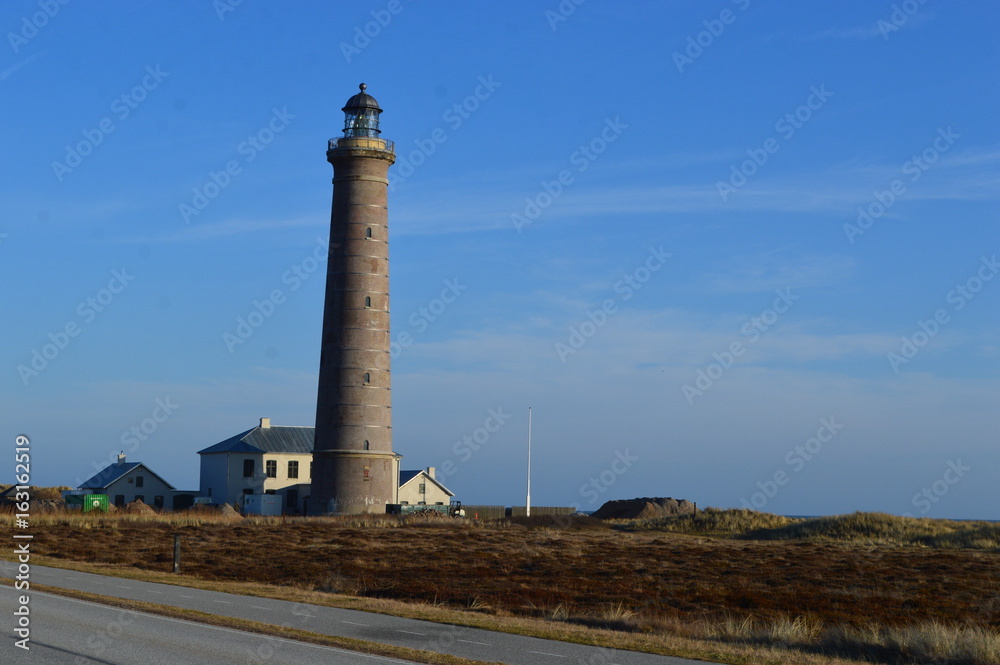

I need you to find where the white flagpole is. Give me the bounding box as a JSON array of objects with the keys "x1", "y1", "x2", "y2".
[{"x1": 526, "y1": 406, "x2": 532, "y2": 517}]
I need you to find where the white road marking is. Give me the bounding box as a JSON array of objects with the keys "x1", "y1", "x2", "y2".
[
  {"x1": 180, "y1": 594, "x2": 196, "y2": 598},
  {"x1": 251, "y1": 605, "x2": 269, "y2": 610},
  {"x1": 341, "y1": 620, "x2": 369, "y2": 626},
  {"x1": 212, "y1": 600, "x2": 231, "y2": 605},
  {"x1": 530, "y1": 651, "x2": 568, "y2": 658},
  {"x1": 457, "y1": 639, "x2": 490, "y2": 646},
  {"x1": 395, "y1": 629, "x2": 427, "y2": 636},
  {"x1": 147, "y1": 590, "x2": 162, "y2": 595}
]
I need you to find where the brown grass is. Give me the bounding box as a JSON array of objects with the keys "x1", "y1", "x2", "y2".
[{"x1": 4, "y1": 506, "x2": 999, "y2": 665}]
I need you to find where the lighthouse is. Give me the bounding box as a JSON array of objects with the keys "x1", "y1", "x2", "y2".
[{"x1": 311, "y1": 83, "x2": 399, "y2": 514}]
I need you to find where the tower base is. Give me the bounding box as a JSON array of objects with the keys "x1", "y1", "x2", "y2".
[{"x1": 308, "y1": 450, "x2": 399, "y2": 515}]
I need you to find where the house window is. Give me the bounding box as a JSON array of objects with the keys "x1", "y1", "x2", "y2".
[
  {"x1": 207, "y1": 487, "x2": 212, "y2": 497},
  {"x1": 114, "y1": 495, "x2": 125, "y2": 507},
  {"x1": 419, "y1": 483, "x2": 426, "y2": 494},
  {"x1": 287, "y1": 489, "x2": 298, "y2": 508},
  {"x1": 243, "y1": 459, "x2": 255, "y2": 477},
  {"x1": 135, "y1": 476, "x2": 144, "y2": 488},
  {"x1": 153, "y1": 496, "x2": 164, "y2": 509},
  {"x1": 265, "y1": 460, "x2": 277, "y2": 478},
  {"x1": 288, "y1": 461, "x2": 299, "y2": 478},
  {"x1": 135, "y1": 495, "x2": 144, "y2": 503},
  {"x1": 243, "y1": 488, "x2": 254, "y2": 495}
]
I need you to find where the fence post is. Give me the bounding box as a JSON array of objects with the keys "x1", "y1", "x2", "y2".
[{"x1": 173, "y1": 534, "x2": 181, "y2": 573}]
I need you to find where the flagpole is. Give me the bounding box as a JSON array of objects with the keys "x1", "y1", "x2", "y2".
[{"x1": 526, "y1": 406, "x2": 532, "y2": 517}]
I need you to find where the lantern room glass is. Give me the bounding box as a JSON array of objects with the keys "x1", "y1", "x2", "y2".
[{"x1": 344, "y1": 109, "x2": 380, "y2": 138}]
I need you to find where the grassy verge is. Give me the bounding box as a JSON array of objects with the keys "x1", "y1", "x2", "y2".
[
  {"x1": 0, "y1": 554, "x2": 947, "y2": 665},
  {"x1": 5, "y1": 506, "x2": 999, "y2": 664}
]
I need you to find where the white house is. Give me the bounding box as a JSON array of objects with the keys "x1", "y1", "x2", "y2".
[
  {"x1": 198, "y1": 418, "x2": 455, "y2": 514},
  {"x1": 198, "y1": 418, "x2": 318, "y2": 514},
  {"x1": 78, "y1": 453, "x2": 175, "y2": 510},
  {"x1": 397, "y1": 467, "x2": 454, "y2": 506}
]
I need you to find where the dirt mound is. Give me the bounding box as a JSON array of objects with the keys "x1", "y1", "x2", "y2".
[
  {"x1": 124, "y1": 499, "x2": 156, "y2": 515},
  {"x1": 592, "y1": 497, "x2": 696, "y2": 520},
  {"x1": 217, "y1": 503, "x2": 243, "y2": 520}
]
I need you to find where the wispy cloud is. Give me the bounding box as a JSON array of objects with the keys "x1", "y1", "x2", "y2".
[
  {"x1": 702, "y1": 252, "x2": 856, "y2": 294},
  {"x1": 117, "y1": 215, "x2": 323, "y2": 243},
  {"x1": 394, "y1": 146, "x2": 1000, "y2": 236}
]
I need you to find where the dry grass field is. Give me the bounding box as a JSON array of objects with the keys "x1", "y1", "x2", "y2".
[{"x1": 4, "y1": 504, "x2": 998, "y2": 664}]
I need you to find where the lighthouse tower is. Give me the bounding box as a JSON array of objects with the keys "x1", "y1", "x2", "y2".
[{"x1": 311, "y1": 84, "x2": 399, "y2": 514}]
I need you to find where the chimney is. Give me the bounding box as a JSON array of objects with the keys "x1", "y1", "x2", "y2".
[
  {"x1": 260, "y1": 417, "x2": 271, "y2": 429},
  {"x1": 117, "y1": 452, "x2": 126, "y2": 464},
  {"x1": 426, "y1": 466, "x2": 435, "y2": 479}
]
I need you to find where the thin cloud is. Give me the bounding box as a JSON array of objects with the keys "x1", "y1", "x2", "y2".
[{"x1": 117, "y1": 215, "x2": 323, "y2": 243}]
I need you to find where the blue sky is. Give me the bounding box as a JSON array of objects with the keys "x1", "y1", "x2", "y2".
[{"x1": 3, "y1": 1, "x2": 998, "y2": 519}]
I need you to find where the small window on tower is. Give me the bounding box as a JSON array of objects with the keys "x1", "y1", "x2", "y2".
[
  {"x1": 363, "y1": 372, "x2": 371, "y2": 384},
  {"x1": 364, "y1": 440, "x2": 370, "y2": 450},
  {"x1": 365, "y1": 296, "x2": 371, "y2": 308},
  {"x1": 366, "y1": 227, "x2": 373, "y2": 239}
]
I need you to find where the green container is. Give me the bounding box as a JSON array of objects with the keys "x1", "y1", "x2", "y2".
[{"x1": 83, "y1": 494, "x2": 109, "y2": 513}]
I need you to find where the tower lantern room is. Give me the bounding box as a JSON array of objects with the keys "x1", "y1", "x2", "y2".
[{"x1": 342, "y1": 83, "x2": 382, "y2": 138}]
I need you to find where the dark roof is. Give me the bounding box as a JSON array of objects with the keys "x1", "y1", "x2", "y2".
[
  {"x1": 198, "y1": 426, "x2": 314, "y2": 455},
  {"x1": 399, "y1": 469, "x2": 454, "y2": 497},
  {"x1": 399, "y1": 470, "x2": 422, "y2": 486},
  {"x1": 79, "y1": 462, "x2": 175, "y2": 491},
  {"x1": 343, "y1": 83, "x2": 382, "y2": 113}
]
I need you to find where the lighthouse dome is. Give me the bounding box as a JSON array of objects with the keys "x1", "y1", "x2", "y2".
[{"x1": 342, "y1": 83, "x2": 382, "y2": 113}]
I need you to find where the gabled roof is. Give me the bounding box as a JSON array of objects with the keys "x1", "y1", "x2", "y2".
[
  {"x1": 198, "y1": 426, "x2": 314, "y2": 455},
  {"x1": 399, "y1": 469, "x2": 454, "y2": 497},
  {"x1": 79, "y1": 462, "x2": 176, "y2": 491}
]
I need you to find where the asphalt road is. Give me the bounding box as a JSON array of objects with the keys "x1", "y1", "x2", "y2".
[
  {"x1": 2, "y1": 563, "x2": 706, "y2": 665},
  {"x1": 0, "y1": 585, "x2": 418, "y2": 665}
]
